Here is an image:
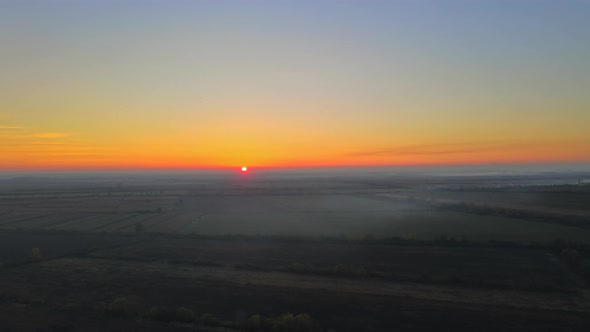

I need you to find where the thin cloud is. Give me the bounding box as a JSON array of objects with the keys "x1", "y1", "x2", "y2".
[
  {"x1": 347, "y1": 142, "x2": 535, "y2": 158},
  {"x1": 0, "y1": 126, "x2": 116, "y2": 165},
  {"x1": 30, "y1": 132, "x2": 73, "y2": 138}
]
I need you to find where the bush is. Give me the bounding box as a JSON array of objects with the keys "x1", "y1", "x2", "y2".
[
  {"x1": 270, "y1": 313, "x2": 315, "y2": 332},
  {"x1": 241, "y1": 314, "x2": 265, "y2": 331},
  {"x1": 31, "y1": 248, "x2": 44, "y2": 262},
  {"x1": 200, "y1": 312, "x2": 218, "y2": 326},
  {"x1": 175, "y1": 307, "x2": 196, "y2": 323},
  {"x1": 560, "y1": 248, "x2": 582, "y2": 268},
  {"x1": 144, "y1": 306, "x2": 196, "y2": 323},
  {"x1": 242, "y1": 313, "x2": 317, "y2": 332},
  {"x1": 146, "y1": 306, "x2": 176, "y2": 322},
  {"x1": 105, "y1": 297, "x2": 138, "y2": 317}
]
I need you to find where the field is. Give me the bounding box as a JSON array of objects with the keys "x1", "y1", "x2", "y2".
[
  {"x1": 0, "y1": 170, "x2": 589, "y2": 331},
  {"x1": 0, "y1": 232, "x2": 589, "y2": 331},
  {"x1": 1, "y1": 171, "x2": 590, "y2": 243}
]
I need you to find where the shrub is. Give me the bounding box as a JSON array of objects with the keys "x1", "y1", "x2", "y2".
[
  {"x1": 560, "y1": 248, "x2": 582, "y2": 268},
  {"x1": 144, "y1": 306, "x2": 196, "y2": 323},
  {"x1": 293, "y1": 313, "x2": 314, "y2": 332},
  {"x1": 200, "y1": 312, "x2": 218, "y2": 326},
  {"x1": 146, "y1": 306, "x2": 176, "y2": 322},
  {"x1": 270, "y1": 313, "x2": 316, "y2": 332},
  {"x1": 105, "y1": 297, "x2": 137, "y2": 317},
  {"x1": 175, "y1": 307, "x2": 196, "y2": 323},
  {"x1": 31, "y1": 248, "x2": 44, "y2": 262},
  {"x1": 241, "y1": 314, "x2": 265, "y2": 331}
]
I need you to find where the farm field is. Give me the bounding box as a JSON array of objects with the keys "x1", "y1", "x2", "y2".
[
  {"x1": 92, "y1": 236, "x2": 583, "y2": 292},
  {"x1": 0, "y1": 172, "x2": 589, "y2": 331},
  {"x1": 1, "y1": 172, "x2": 590, "y2": 244},
  {"x1": 0, "y1": 232, "x2": 133, "y2": 266},
  {"x1": 0, "y1": 232, "x2": 589, "y2": 331}
]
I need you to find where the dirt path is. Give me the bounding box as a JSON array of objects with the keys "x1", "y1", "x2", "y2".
[{"x1": 31, "y1": 257, "x2": 590, "y2": 313}]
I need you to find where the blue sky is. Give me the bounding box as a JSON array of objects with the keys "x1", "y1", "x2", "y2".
[{"x1": 1, "y1": 0, "x2": 589, "y2": 169}]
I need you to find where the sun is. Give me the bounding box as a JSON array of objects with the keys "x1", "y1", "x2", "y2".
[{"x1": 241, "y1": 166, "x2": 248, "y2": 172}]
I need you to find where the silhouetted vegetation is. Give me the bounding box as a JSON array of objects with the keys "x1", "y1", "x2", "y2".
[
  {"x1": 561, "y1": 248, "x2": 582, "y2": 268},
  {"x1": 30, "y1": 247, "x2": 44, "y2": 262},
  {"x1": 101, "y1": 298, "x2": 319, "y2": 331},
  {"x1": 102, "y1": 297, "x2": 141, "y2": 317},
  {"x1": 241, "y1": 313, "x2": 319, "y2": 332}
]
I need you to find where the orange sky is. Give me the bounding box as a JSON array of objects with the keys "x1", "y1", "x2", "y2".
[
  {"x1": 1, "y1": 123, "x2": 588, "y2": 170},
  {"x1": 1, "y1": 1, "x2": 590, "y2": 170}
]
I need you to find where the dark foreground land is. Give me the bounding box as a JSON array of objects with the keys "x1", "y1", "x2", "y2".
[
  {"x1": 0, "y1": 231, "x2": 589, "y2": 332},
  {"x1": 1, "y1": 171, "x2": 589, "y2": 331}
]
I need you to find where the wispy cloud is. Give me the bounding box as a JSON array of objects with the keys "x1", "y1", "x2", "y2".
[
  {"x1": 0, "y1": 126, "x2": 74, "y2": 139},
  {"x1": 0, "y1": 125, "x2": 115, "y2": 167},
  {"x1": 347, "y1": 142, "x2": 534, "y2": 158},
  {"x1": 30, "y1": 132, "x2": 73, "y2": 138}
]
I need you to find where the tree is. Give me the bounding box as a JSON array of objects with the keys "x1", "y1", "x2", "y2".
[
  {"x1": 560, "y1": 248, "x2": 582, "y2": 268},
  {"x1": 31, "y1": 248, "x2": 44, "y2": 262},
  {"x1": 175, "y1": 307, "x2": 196, "y2": 323},
  {"x1": 105, "y1": 297, "x2": 138, "y2": 317}
]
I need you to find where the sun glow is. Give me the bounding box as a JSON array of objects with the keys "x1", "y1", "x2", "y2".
[{"x1": 241, "y1": 166, "x2": 248, "y2": 172}]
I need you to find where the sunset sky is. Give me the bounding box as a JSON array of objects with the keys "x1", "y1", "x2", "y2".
[{"x1": 1, "y1": 0, "x2": 589, "y2": 170}]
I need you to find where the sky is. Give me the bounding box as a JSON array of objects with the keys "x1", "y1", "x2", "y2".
[{"x1": 1, "y1": 0, "x2": 589, "y2": 170}]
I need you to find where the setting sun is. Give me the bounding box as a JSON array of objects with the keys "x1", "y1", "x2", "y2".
[
  {"x1": 0, "y1": 0, "x2": 589, "y2": 171},
  {"x1": 241, "y1": 167, "x2": 248, "y2": 172}
]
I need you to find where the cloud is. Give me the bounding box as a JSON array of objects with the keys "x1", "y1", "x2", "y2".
[
  {"x1": 0, "y1": 125, "x2": 115, "y2": 166},
  {"x1": 30, "y1": 132, "x2": 73, "y2": 138},
  {"x1": 347, "y1": 142, "x2": 534, "y2": 158},
  {"x1": 1, "y1": 125, "x2": 74, "y2": 138}
]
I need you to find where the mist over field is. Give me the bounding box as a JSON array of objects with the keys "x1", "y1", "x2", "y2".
[{"x1": 2, "y1": 165, "x2": 589, "y2": 243}]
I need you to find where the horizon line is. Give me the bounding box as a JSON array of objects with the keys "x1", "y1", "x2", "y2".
[{"x1": 1, "y1": 161, "x2": 589, "y2": 173}]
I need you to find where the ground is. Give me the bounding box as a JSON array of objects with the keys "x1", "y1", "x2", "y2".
[
  {"x1": 0, "y1": 232, "x2": 589, "y2": 331},
  {"x1": 0, "y1": 172, "x2": 589, "y2": 331}
]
